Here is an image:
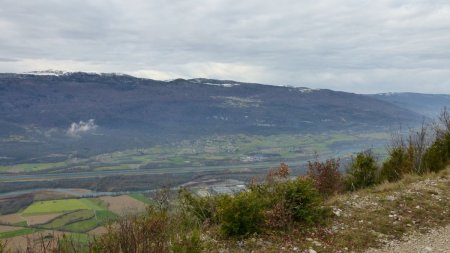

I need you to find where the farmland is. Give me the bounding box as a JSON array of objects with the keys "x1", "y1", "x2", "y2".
[
  {"x1": 0, "y1": 132, "x2": 389, "y2": 175},
  {"x1": 0, "y1": 194, "x2": 151, "y2": 249},
  {"x1": 0, "y1": 131, "x2": 392, "y2": 250}
]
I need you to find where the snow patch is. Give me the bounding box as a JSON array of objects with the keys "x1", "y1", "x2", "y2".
[
  {"x1": 298, "y1": 87, "x2": 320, "y2": 93},
  {"x1": 203, "y1": 82, "x2": 239, "y2": 87},
  {"x1": 24, "y1": 70, "x2": 68, "y2": 76},
  {"x1": 378, "y1": 92, "x2": 398, "y2": 96}
]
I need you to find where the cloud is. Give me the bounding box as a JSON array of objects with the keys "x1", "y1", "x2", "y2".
[
  {"x1": 0, "y1": 57, "x2": 17, "y2": 62},
  {"x1": 0, "y1": 0, "x2": 450, "y2": 93},
  {"x1": 67, "y1": 119, "x2": 98, "y2": 137}
]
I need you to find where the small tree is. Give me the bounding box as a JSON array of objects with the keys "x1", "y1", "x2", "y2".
[
  {"x1": 345, "y1": 150, "x2": 379, "y2": 191},
  {"x1": 217, "y1": 191, "x2": 265, "y2": 237},
  {"x1": 422, "y1": 107, "x2": 450, "y2": 173},
  {"x1": 422, "y1": 132, "x2": 450, "y2": 172},
  {"x1": 307, "y1": 156, "x2": 343, "y2": 197},
  {"x1": 380, "y1": 146, "x2": 408, "y2": 182}
]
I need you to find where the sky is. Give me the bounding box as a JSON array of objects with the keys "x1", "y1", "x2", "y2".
[{"x1": 0, "y1": 0, "x2": 450, "y2": 94}]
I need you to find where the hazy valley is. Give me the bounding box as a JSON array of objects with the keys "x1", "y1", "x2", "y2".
[{"x1": 0, "y1": 72, "x2": 449, "y2": 252}]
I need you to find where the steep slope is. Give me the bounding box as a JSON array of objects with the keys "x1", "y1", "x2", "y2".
[{"x1": 0, "y1": 73, "x2": 421, "y2": 162}]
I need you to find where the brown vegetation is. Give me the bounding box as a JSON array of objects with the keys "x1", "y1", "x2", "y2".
[
  {"x1": 99, "y1": 195, "x2": 147, "y2": 215},
  {"x1": 24, "y1": 213, "x2": 64, "y2": 226},
  {"x1": 0, "y1": 225, "x2": 21, "y2": 233},
  {"x1": 0, "y1": 214, "x2": 24, "y2": 225}
]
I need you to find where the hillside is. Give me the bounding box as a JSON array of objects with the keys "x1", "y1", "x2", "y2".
[
  {"x1": 370, "y1": 93, "x2": 450, "y2": 117},
  {"x1": 0, "y1": 72, "x2": 422, "y2": 163},
  {"x1": 2, "y1": 166, "x2": 449, "y2": 253}
]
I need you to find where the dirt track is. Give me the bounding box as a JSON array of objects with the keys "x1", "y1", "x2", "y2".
[{"x1": 366, "y1": 224, "x2": 450, "y2": 253}]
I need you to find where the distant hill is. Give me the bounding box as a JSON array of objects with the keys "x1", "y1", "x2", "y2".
[
  {"x1": 0, "y1": 72, "x2": 422, "y2": 163},
  {"x1": 370, "y1": 92, "x2": 450, "y2": 117}
]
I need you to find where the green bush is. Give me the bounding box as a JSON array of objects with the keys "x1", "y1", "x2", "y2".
[
  {"x1": 345, "y1": 150, "x2": 379, "y2": 190},
  {"x1": 281, "y1": 178, "x2": 327, "y2": 224},
  {"x1": 380, "y1": 147, "x2": 409, "y2": 182},
  {"x1": 217, "y1": 191, "x2": 265, "y2": 237},
  {"x1": 179, "y1": 188, "x2": 218, "y2": 224},
  {"x1": 422, "y1": 132, "x2": 450, "y2": 173}
]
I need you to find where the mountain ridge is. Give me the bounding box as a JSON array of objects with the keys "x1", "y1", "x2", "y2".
[{"x1": 0, "y1": 72, "x2": 427, "y2": 163}]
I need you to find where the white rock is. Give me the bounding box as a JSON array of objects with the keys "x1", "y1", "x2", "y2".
[
  {"x1": 309, "y1": 249, "x2": 317, "y2": 253},
  {"x1": 313, "y1": 241, "x2": 322, "y2": 247},
  {"x1": 333, "y1": 208, "x2": 342, "y2": 217}
]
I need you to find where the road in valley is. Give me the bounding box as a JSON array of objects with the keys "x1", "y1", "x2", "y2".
[{"x1": 0, "y1": 160, "x2": 308, "y2": 182}]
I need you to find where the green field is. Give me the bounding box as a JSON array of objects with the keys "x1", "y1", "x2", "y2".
[
  {"x1": 0, "y1": 162, "x2": 66, "y2": 173},
  {"x1": 40, "y1": 209, "x2": 117, "y2": 233},
  {"x1": 41, "y1": 210, "x2": 94, "y2": 229},
  {"x1": 60, "y1": 210, "x2": 116, "y2": 233},
  {"x1": 62, "y1": 218, "x2": 100, "y2": 233},
  {"x1": 0, "y1": 228, "x2": 35, "y2": 239},
  {"x1": 22, "y1": 199, "x2": 105, "y2": 215},
  {"x1": 0, "y1": 132, "x2": 390, "y2": 174}
]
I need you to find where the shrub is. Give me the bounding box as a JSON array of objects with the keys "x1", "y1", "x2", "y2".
[
  {"x1": 216, "y1": 191, "x2": 265, "y2": 237},
  {"x1": 91, "y1": 207, "x2": 171, "y2": 253},
  {"x1": 345, "y1": 150, "x2": 379, "y2": 190},
  {"x1": 307, "y1": 157, "x2": 343, "y2": 197},
  {"x1": 0, "y1": 240, "x2": 7, "y2": 253},
  {"x1": 281, "y1": 177, "x2": 327, "y2": 224},
  {"x1": 380, "y1": 147, "x2": 409, "y2": 182},
  {"x1": 179, "y1": 163, "x2": 330, "y2": 237},
  {"x1": 179, "y1": 188, "x2": 218, "y2": 224},
  {"x1": 422, "y1": 132, "x2": 450, "y2": 173},
  {"x1": 172, "y1": 229, "x2": 203, "y2": 253}
]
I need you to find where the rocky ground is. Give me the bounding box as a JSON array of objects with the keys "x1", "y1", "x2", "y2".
[
  {"x1": 205, "y1": 167, "x2": 450, "y2": 252},
  {"x1": 366, "y1": 224, "x2": 450, "y2": 253}
]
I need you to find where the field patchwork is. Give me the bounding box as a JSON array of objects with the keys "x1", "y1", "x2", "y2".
[
  {"x1": 25, "y1": 213, "x2": 64, "y2": 226},
  {"x1": 0, "y1": 228, "x2": 34, "y2": 239},
  {"x1": 39, "y1": 209, "x2": 117, "y2": 233}
]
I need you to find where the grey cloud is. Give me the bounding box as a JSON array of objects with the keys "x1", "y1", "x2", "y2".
[
  {"x1": 0, "y1": 58, "x2": 17, "y2": 62},
  {"x1": 0, "y1": 0, "x2": 449, "y2": 93}
]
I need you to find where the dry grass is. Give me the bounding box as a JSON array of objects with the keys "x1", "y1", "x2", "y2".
[
  {"x1": 0, "y1": 214, "x2": 24, "y2": 225},
  {"x1": 5, "y1": 230, "x2": 67, "y2": 252},
  {"x1": 24, "y1": 213, "x2": 64, "y2": 226},
  {"x1": 99, "y1": 195, "x2": 147, "y2": 215},
  {"x1": 199, "y1": 167, "x2": 450, "y2": 252},
  {"x1": 322, "y1": 167, "x2": 450, "y2": 252},
  {"x1": 87, "y1": 226, "x2": 107, "y2": 235},
  {"x1": 0, "y1": 225, "x2": 21, "y2": 233}
]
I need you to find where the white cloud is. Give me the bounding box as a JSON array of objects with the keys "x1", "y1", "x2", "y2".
[
  {"x1": 67, "y1": 119, "x2": 98, "y2": 137},
  {"x1": 0, "y1": 0, "x2": 449, "y2": 93}
]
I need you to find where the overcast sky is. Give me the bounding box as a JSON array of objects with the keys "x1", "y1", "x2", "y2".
[{"x1": 1, "y1": 0, "x2": 450, "y2": 93}]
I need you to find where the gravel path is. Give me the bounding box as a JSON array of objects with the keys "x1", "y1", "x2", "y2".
[{"x1": 366, "y1": 224, "x2": 450, "y2": 253}]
